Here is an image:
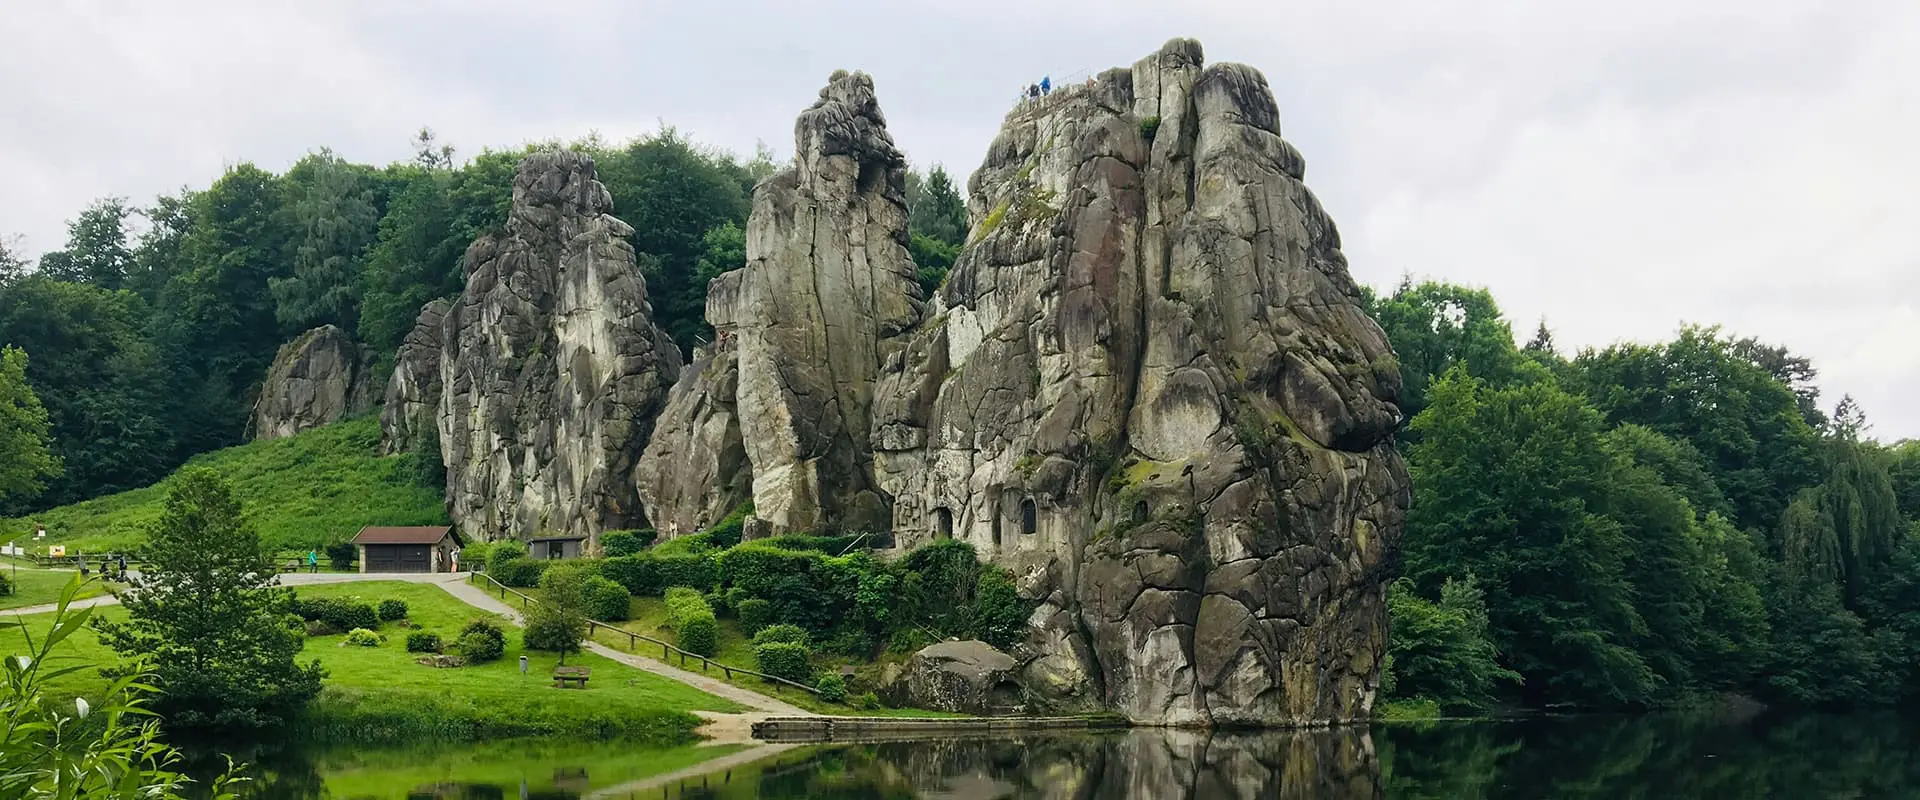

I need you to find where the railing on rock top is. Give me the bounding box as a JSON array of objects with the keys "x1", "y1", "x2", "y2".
[{"x1": 464, "y1": 570, "x2": 823, "y2": 697}]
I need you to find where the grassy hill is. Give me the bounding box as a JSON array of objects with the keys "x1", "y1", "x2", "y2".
[{"x1": 3, "y1": 415, "x2": 449, "y2": 554}]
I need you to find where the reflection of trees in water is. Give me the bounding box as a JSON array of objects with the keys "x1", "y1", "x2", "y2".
[
  {"x1": 1378, "y1": 712, "x2": 1920, "y2": 799},
  {"x1": 740, "y1": 729, "x2": 1382, "y2": 799}
]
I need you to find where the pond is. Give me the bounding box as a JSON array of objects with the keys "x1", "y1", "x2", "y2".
[{"x1": 222, "y1": 711, "x2": 1920, "y2": 798}]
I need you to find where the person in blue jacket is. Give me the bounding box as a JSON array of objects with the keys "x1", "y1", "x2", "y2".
[{"x1": 1040, "y1": 76, "x2": 1051, "y2": 95}]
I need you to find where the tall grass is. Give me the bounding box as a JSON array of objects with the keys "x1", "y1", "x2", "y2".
[{"x1": 4, "y1": 415, "x2": 448, "y2": 553}]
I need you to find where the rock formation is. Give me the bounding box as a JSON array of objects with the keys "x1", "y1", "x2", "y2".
[
  {"x1": 882, "y1": 640, "x2": 1027, "y2": 715},
  {"x1": 864, "y1": 39, "x2": 1408, "y2": 726},
  {"x1": 637, "y1": 69, "x2": 921, "y2": 536},
  {"x1": 252, "y1": 324, "x2": 376, "y2": 441},
  {"x1": 377, "y1": 298, "x2": 450, "y2": 455},
  {"x1": 435, "y1": 150, "x2": 682, "y2": 541}
]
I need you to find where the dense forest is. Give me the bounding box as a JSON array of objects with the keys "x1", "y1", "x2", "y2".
[
  {"x1": 1371, "y1": 282, "x2": 1920, "y2": 712},
  {"x1": 0, "y1": 129, "x2": 971, "y2": 512},
  {"x1": 0, "y1": 128, "x2": 1915, "y2": 716}
]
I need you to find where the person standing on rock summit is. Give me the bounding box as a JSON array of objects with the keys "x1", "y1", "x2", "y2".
[{"x1": 1040, "y1": 75, "x2": 1051, "y2": 95}]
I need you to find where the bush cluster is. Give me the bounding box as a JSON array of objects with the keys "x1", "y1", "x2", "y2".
[
  {"x1": 736, "y1": 598, "x2": 774, "y2": 634},
  {"x1": 324, "y1": 542, "x2": 357, "y2": 571},
  {"x1": 293, "y1": 596, "x2": 380, "y2": 632},
  {"x1": 753, "y1": 642, "x2": 811, "y2": 683},
  {"x1": 456, "y1": 619, "x2": 506, "y2": 663},
  {"x1": 582, "y1": 574, "x2": 630, "y2": 622},
  {"x1": 602, "y1": 552, "x2": 718, "y2": 596},
  {"x1": 816, "y1": 673, "x2": 847, "y2": 703},
  {"x1": 665, "y1": 587, "x2": 718, "y2": 657},
  {"x1": 405, "y1": 631, "x2": 442, "y2": 653},
  {"x1": 523, "y1": 614, "x2": 582, "y2": 653},
  {"x1": 377, "y1": 599, "x2": 409, "y2": 622},
  {"x1": 0, "y1": 572, "x2": 12, "y2": 597}
]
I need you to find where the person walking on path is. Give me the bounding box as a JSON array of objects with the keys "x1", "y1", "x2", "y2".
[{"x1": 306, "y1": 549, "x2": 319, "y2": 573}]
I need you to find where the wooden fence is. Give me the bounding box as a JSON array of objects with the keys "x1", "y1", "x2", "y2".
[{"x1": 464, "y1": 571, "x2": 823, "y2": 697}]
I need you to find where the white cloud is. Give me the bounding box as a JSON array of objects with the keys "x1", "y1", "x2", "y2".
[{"x1": 2, "y1": 0, "x2": 1914, "y2": 436}]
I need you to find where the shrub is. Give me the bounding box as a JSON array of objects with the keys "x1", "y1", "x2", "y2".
[
  {"x1": 599, "y1": 529, "x2": 655, "y2": 557},
  {"x1": 377, "y1": 599, "x2": 409, "y2": 622},
  {"x1": 1139, "y1": 115, "x2": 1161, "y2": 141},
  {"x1": 666, "y1": 587, "x2": 718, "y2": 656},
  {"x1": 753, "y1": 642, "x2": 812, "y2": 683},
  {"x1": 816, "y1": 673, "x2": 848, "y2": 703},
  {"x1": 765, "y1": 533, "x2": 865, "y2": 554},
  {"x1": 0, "y1": 572, "x2": 10, "y2": 596},
  {"x1": 324, "y1": 542, "x2": 357, "y2": 571},
  {"x1": 736, "y1": 598, "x2": 774, "y2": 634},
  {"x1": 855, "y1": 691, "x2": 882, "y2": 711},
  {"x1": 303, "y1": 619, "x2": 339, "y2": 637},
  {"x1": 582, "y1": 575, "x2": 631, "y2": 621},
  {"x1": 343, "y1": 628, "x2": 384, "y2": 647},
  {"x1": 456, "y1": 619, "x2": 507, "y2": 663},
  {"x1": 752, "y1": 624, "x2": 808, "y2": 647},
  {"x1": 523, "y1": 614, "x2": 584, "y2": 653},
  {"x1": 405, "y1": 632, "x2": 442, "y2": 653},
  {"x1": 967, "y1": 568, "x2": 1033, "y2": 651},
  {"x1": 294, "y1": 596, "x2": 380, "y2": 632},
  {"x1": 491, "y1": 556, "x2": 549, "y2": 588},
  {"x1": 459, "y1": 542, "x2": 491, "y2": 571},
  {"x1": 489, "y1": 540, "x2": 528, "y2": 565}
]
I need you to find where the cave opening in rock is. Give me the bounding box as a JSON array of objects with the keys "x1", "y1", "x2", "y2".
[
  {"x1": 1134, "y1": 500, "x2": 1149, "y2": 523},
  {"x1": 1021, "y1": 498, "x2": 1037, "y2": 535},
  {"x1": 934, "y1": 507, "x2": 953, "y2": 539}
]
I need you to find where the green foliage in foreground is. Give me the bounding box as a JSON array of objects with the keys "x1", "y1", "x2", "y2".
[
  {"x1": 2, "y1": 576, "x2": 241, "y2": 799},
  {"x1": 5, "y1": 416, "x2": 446, "y2": 553}
]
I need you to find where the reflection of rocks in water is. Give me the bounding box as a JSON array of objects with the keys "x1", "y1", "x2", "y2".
[{"x1": 758, "y1": 728, "x2": 1381, "y2": 799}]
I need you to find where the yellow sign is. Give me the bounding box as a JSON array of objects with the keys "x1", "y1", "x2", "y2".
[{"x1": 47, "y1": 545, "x2": 65, "y2": 557}]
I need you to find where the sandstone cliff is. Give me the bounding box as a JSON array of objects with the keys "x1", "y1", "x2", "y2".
[
  {"x1": 377, "y1": 298, "x2": 449, "y2": 456},
  {"x1": 871, "y1": 39, "x2": 1407, "y2": 725},
  {"x1": 433, "y1": 150, "x2": 682, "y2": 541},
  {"x1": 637, "y1": 70, "x2": 921, "y2": 536},
  {"x1": 252, "y1": 324, "x2": 375, "y2": 441},
  {"x1": 637, "y1": 41, "x2": 1404, "y2": 726}
]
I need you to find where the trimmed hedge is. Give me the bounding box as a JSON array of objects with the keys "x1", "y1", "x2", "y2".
[
  {"x1": 490, "y1": 556, "x2": 549, "y2": 588},
  {"x1": 599, "y1": 529, "x2": 656, "y2": 557},
  {"x1": 753, "y1": 642, "x2": 811, "y2": 683},
  {"x1": 601, "y1": 553, "x2": 717, "y2": 596},
  {"x1": 665, "y1": 587, "x2": 718, "y2": 656},
  {"x1": 582, "y1": 574, "x2": 631, "y2": 621},
  {"x1": 736, "y1": 598, "x2": 774, "y2": 634},
  {"x1": 405, "y1": 632, "x2": 442, "y2": 653},
  {"x1": 344, "y1": 628, "x2": 384, "y2": 647},
  {"x1": 751, "y1": 624, "x2": 808, "y2": 647},
  {"x1": 377, "y1": 599, "x2": 409, "y2": 622}
]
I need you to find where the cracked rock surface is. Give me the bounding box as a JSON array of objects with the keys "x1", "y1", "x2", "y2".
[
  {"x1": 378, "y1": 298, "x2": 450, "y2": 455},
  {"x1": 870, "y1": 39, "x2": 1407, "y2": 726},
  {"x1": 253, "y1": 324, "x2": 376, "y2": 441},
  {"x1": 435, "y1": 150, "x2": 682, "y2": 542},
  {"x1": 638, "y1": 70, "x2": 921, "y2": 536}
]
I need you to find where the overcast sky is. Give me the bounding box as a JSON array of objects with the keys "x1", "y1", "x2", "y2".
[{"x1": 4, "y1": 1, "x2": 1916, "y2": 438}]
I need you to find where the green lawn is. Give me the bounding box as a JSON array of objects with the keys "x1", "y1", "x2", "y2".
[
  {"x1": 0, "y1": 568, "x2": 111, "y2": 610},
  {"x1": 602, "y1": 596, "x2": 964, "y2": 718},
  {"x1": 1, "y1": 415, "x2": 447, "y2": 554},
  {"x1": 3, "y1": 580, "x2": 745, "y2": 745}
]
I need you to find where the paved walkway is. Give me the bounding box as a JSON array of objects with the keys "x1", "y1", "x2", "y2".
[{"x1": 431, "y1": 576, "x2": 814, "y2": 718}]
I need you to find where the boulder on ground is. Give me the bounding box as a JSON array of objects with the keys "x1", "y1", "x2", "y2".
[{"x1": 887, "y1": 640, "x2": 1026, "y2": 715}]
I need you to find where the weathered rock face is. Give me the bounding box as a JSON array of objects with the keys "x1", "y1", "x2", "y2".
[
  {"x1": 437, "y1": 150, "x2": 682, "y2": 542},
  {"x1": 637, "y1": 70, "x2": 921, "y2": 535},
  {"x1": 252, "y1": 325, "x2": 375, "y2": 441},
  {"x1": 883, "y1": 640, "x2": 1026, "y2": 715},
  {"x1": 377, "y1": 298, "x2": 450, "y2": 455},
  {"x1": 869, "y1": 39, "x2": 1407, "y2": 726}
]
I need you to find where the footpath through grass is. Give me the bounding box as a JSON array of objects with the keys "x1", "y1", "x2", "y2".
[
  {"x1": 604, "y1": 595, "x2": 964, "y2": 718},
  {"x1": 0, "y1": 568, "x2": 112, "y2": 609},
  {"x1": 2, "y1": 415, "x2": 447, "y2": 554},
  {"x1": 1, "y1": 580, "x2": 744, "y2": 746}
]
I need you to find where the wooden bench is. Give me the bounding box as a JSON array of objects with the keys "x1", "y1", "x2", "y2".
[{"x1": 553, "y1": 666, "x2": 591, "y2": 689}]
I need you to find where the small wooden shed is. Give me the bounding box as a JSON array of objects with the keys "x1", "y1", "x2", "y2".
[
  {"x1": 353, "y1": 525, "x2": 465, "y2": 573},
  {"x1": 528, "y1": 534, "x2": 587, "y2": 560}
]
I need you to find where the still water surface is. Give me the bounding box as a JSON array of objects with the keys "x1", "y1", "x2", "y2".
[{"x1": 231, "y1": 712, "x2": 1920, "y2": 798}]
